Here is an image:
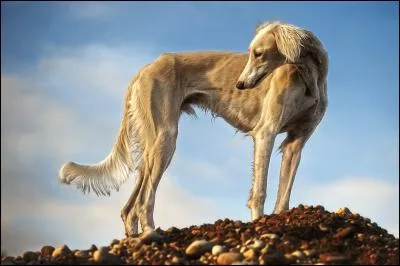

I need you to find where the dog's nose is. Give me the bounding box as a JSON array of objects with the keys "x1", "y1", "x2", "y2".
[{"x1": 236, "y1": 81, "x2": 245, "y2": 90}]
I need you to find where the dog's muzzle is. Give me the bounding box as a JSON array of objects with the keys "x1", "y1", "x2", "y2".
[{"x1": 236, "y1": 80, "x2": 245, "y2": 90}]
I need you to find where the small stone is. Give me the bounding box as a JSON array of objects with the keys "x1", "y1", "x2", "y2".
[
  {"x1": 299, "y1": 242, "x2": 309, "y2": 250},
  {"x1": 319, "y1": 254, "x2": 350, "y2": 263},
  {"x1": 132, "y1": 250, "x2": 144, "y2": 260},
  {"x1": 210, "y1": 236, "x2": 222, "y2": 245},
  {"x1": 22, "y1": 252, "x2": 38, "y2": 262},
  {"x1": 167, "y1": 226, "x2": 180, "y2": 234},
  {"x1": 240, "y1": 246, "x2": 247, "y2": 253},
  {"x1": 128, "y1": 237, "x2": 141, "y2": 246},
  {"x1": 140, "y1": 230, "x2": 163, "y2": 244},
  {"x1": 212, "y1": 245, "x2": 226, "y2": 256},
  {"x1": 93, "y1": 246, "x2": 108, "y2": 262},
  {"x1": 110, "y1": 239, "x2": 120, "y2": 247},
  {"x1": 52, "y1": 245, "x2": 71, "y2": 258},
  {"x1": 304, "y1": 249, "x2": 316, "y2": 257},
  {"x1": 260, "y1": 244, "x2": 271, "y2": 254},
  {"x1": 318, "y1": 223, "x2": 329, "y2": 232},
  {"x1": 291, "y1": 250, "x2": 305, "y2": 259},
  {"x1": 261, "y1": 251, "x2": 287, "y2": 265},
  {"x1": 335, "y1": 207, "x2": 351, "y2": 216},
  {"x1": 260, "y1": 233, "x2": 278, "y2": 240},
  {"x1": 40, "y1": 246, "x2": 55, "y2": 258},
  {"x1": 250, "y1": 240, "x2": 264, "y2": 250},
  {"x1": 243, "y1": 249, "x2": 256, "y2": 260},
  {"x1": 217, "y1": 252, "x2": 244, "y2": 265},
  {"x1": 185, "y1": 239, "x2": 212, "y2": 258},
  {"x1": 171, "y1": 256, "x2": 185, "y2": 264},
  {"x1": 93, "y1": 246, "x2": 122, "y2": 264},
  {"x1": 89, "y1": 244, "x2": 98, "y2": 251},
  {"x1": 335, "y1": 227, "x2": 354, "y2": 238},
  {"x1": 74, "y1": 250, "x2": 89, "y2": 259},
  {"x1": 284, "y1": 254, "x2": 296, "y2": 264}
]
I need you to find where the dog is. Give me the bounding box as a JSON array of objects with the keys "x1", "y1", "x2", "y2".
[{"x1": 59, "y1": 21, "x2": 328, "y2": 237}]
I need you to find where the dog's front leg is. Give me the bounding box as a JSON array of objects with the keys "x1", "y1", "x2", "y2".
[{"x1": 248, "y1": 130, "x2": 277, "y2": 220}]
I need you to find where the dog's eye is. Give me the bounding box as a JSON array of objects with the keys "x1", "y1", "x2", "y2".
[{"x1": 254, "y1": 51, "x2": 263, "y2": 58}]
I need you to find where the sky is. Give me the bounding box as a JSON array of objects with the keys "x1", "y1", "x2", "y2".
[{"x1": 1, "y1": 1, "x2": 399, "y2": 256}]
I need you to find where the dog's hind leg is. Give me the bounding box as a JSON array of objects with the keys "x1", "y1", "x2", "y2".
[
  {"x1": 273, "y1": 128, "x2": 314, "y2": 214},
  {"x1": 120, "y1": 165, "x2": 146, "y2": 236},
  {"x1": 129, "y1": 127, "x2": 178, "y2": 233}
]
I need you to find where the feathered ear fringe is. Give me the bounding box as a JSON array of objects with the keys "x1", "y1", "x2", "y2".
[
  {"x1": 273, "y1": 25, "x2": 308, "y2": 63},
  {"x1": 255, "y1": 20, "x2": 282, "y2": 35},
  {"x1": 254, "y1": 21, "x2": 309, "y2": 63}
]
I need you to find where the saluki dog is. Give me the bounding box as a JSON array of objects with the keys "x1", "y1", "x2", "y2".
[{"x1": 59, "y1": 21, "x2": 328, "y2": 237}]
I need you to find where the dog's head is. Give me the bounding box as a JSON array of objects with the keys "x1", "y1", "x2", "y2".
[{"x1": 236, "y1": 22, "x2": 306, "y2": 90}]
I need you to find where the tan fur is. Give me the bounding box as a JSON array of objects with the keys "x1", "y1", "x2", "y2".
[{"x1": 59, "y1": 21, "x2": 328, "y2": 236}]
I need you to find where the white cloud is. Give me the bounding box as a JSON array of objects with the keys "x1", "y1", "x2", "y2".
[
  {"x1": 36, "y1": 44, "x2": 156, "y2": 100},
  {"x1": 1, "y1": 75, "x2": 85, "y2": 160}
]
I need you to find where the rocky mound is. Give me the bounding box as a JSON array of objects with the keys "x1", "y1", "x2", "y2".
[{"x1": 1, "y1": 205, "x2": 398, "y2": 265}]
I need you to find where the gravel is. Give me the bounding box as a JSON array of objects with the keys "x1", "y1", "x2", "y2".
[{"x1": 1, "y1": 205, "x2": 398, "y2": 265}]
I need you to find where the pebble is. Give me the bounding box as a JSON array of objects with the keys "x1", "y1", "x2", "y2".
[
  {"x1": 318, "y1": 223, "x2": 329, "y2": 231},
  {"x1": 260, "y1": 244, "x2": 271, "y2": 254},
  {"x1": 22, "y1": 252, "x2": 38, "y2": 262},
  {"x1": 284, "y1": 254, "x2": 295, "y2": 264},
  {"x1": 291, "y1": 250, "x2": 305, "y2": 259},
  {"x1": 336, "y1": 207, "x2": 351, "y2": 216},
  {"x1": 140, "y1": 230, "x2": 163, "y2": 244},
  {"x1": 261, "y1": 233, "x2": 278, "y2": 240},
  {"x1": 93, "y1": 246, "x2": 122, "y2": 264},
  {"x1": 240, "y1": 246, "x2": 247, "y2": 253},
  {"x1": 243, "y1": 249, "x2": 256, "y2": 260},
  {"x1": 167, "y1": 226, "x2": 180, "y2": 234},
  {"x1": 185, "y1": 239, "x2": 212, "y2": 258},
  {"x1": 74, "y1": 250, "x2": 89, "y2": 259},
  {"x1": 171, "y1": 256, "x2": 185, "y2": 264},
  {"x1": 304, "y1": 249, "x2": 316, "y2": 257},
  {"x1": 260, "y1": 251, "x2": 287, "y2": 265},
  {"x1": 217, "y1": 252, "x2": 244, "y2": 265},
  {"x1": 250, "y1": 240, "x2": 264, "y2": 250},
  {"x1": 52, "y1": 245, "x2": 71, "y2": 258},
  {"x1": 89, "y1": 244, "x2": 98, "y2": 251},
  {"x1": 40, "y1": 246, "x2": 55, "y2": 258},
  {"x1": 110, "y1": 239, "x2": 120, "y2": 247},
  {"x1": 319, "y1": 254, "x2": 350, "y2": 263},
  {"x1": 212, "y1": 245, "x2": 226, "y2": 256},
  {"x1": 335, "y1": 226, "x2": 354, "y2": 238}
]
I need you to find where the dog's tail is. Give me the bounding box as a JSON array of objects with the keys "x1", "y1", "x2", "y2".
[{"x1": 59, "y1": 77, "x2": 146, "y2": 196}]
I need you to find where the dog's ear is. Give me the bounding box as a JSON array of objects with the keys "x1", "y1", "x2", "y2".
[
  {"x1": 255, "y1": 21, "x2": 266, "y2": 35},
  {"x1": 254, "y1": 20, "x2": 279, "y2": 35}
]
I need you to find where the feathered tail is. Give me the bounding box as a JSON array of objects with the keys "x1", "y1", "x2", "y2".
[{"x1": 59, "y1": 78, "x2": 143, "y2": 196}]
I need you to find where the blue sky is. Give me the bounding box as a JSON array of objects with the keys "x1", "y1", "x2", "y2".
[{"x1": 1, "y1": 1, "x2": 399, "y2": 255}]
